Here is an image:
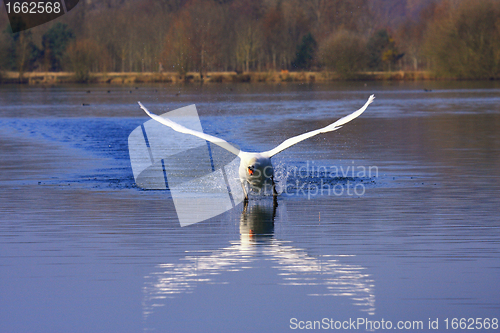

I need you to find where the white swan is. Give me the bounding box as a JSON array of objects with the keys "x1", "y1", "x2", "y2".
[{"x1": 138, "y1": 95, "x2": 374, "y2": 200}]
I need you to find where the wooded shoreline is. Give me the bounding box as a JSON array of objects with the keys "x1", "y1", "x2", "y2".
[{"x1": 3, "y1": 70, "x2": 487, "y2": 84}]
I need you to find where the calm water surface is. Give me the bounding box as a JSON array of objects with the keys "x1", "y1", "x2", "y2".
[{"x1": 0, "y1": 81, "x2": 499, "y2": 332}]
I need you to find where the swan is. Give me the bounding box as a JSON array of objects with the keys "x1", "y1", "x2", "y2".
[{"x1": 138, "y1": 95, "x2": 374, "y2": 201}]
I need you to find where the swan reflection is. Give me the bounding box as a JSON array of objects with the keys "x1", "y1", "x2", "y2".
[{"x1": 143, "y1": 202, "x2": 375, "y2": 318}]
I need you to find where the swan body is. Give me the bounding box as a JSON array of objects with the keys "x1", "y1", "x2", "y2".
[
  {"x1": 138, "y1": 95, "x2": 375, "y2": 200},
  {"x1": 238, "y1": 153, "x2": 275, "y2": 198}
]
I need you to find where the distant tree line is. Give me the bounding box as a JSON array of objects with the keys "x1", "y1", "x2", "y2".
[{"x1": 0, "y1": 0, "x2": 499, "y2": 80}]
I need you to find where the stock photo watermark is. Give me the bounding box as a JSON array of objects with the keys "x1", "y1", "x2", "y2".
[
  {"x1": 252, "y1": 162, "x2": 378, "y2": 199},
  {"x1": 289, "y1": 317, "x2": 499, "y2": 331}
]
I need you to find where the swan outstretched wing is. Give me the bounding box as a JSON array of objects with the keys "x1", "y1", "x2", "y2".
[
  {"x1": 262, "y1": 95, "x2": 374, "y2": 158},
  {"x1": 138, "y1": 102, "x2": 241, "y2": 157}
]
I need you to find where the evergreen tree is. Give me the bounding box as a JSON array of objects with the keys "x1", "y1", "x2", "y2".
[
  {"x1": 292, "y1": 33, "x2": 317, "y2": 70},
  {"x1": 367, "y1": 29, "x2": 403, "y2": 71},
  {"x1": 42, "y1": 23, "x2": 75, "y2": 71}
]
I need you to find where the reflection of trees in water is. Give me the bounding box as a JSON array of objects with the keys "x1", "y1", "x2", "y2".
[{"x1": 143, "y1": 202, "x2": 375, "y2": 320}]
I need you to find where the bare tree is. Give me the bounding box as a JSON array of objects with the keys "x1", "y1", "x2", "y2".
[
  {"x1": 163, "y1": 11, "x2": 194, "y2": 78},
  {"x1": 235, "y1": 19, "x2": 262, "y2": 72},
  {"x1": 262, "y1": 2, "x2": 285, "y2": 71},
  {"x1": 186, "y1": 0, "x2": 224, "y2": 79},
  {"x1": 67, "y1": 38, "x2": 102, "y2": 82}
]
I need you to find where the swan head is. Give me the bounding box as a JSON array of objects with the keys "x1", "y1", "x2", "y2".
[
  {"x1": 246, "y1": 157, "x2": 259, "y2": 176},
  {"x1": 239, "y1": 155, "x2": 274, "y2": 188}
]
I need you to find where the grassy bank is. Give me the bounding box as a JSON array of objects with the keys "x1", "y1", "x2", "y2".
[{"x1": 0, "y1": 70, "x2": 440, "y2": 84}]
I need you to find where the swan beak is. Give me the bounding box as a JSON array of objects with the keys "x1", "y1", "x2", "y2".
[{"x1": 248, "y1": 168, "x2": 254, "y2": 175}]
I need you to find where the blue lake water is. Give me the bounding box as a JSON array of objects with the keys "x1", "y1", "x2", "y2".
[{"x1": 0, "y1": 81, "x2": 499, "y2": 332}]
